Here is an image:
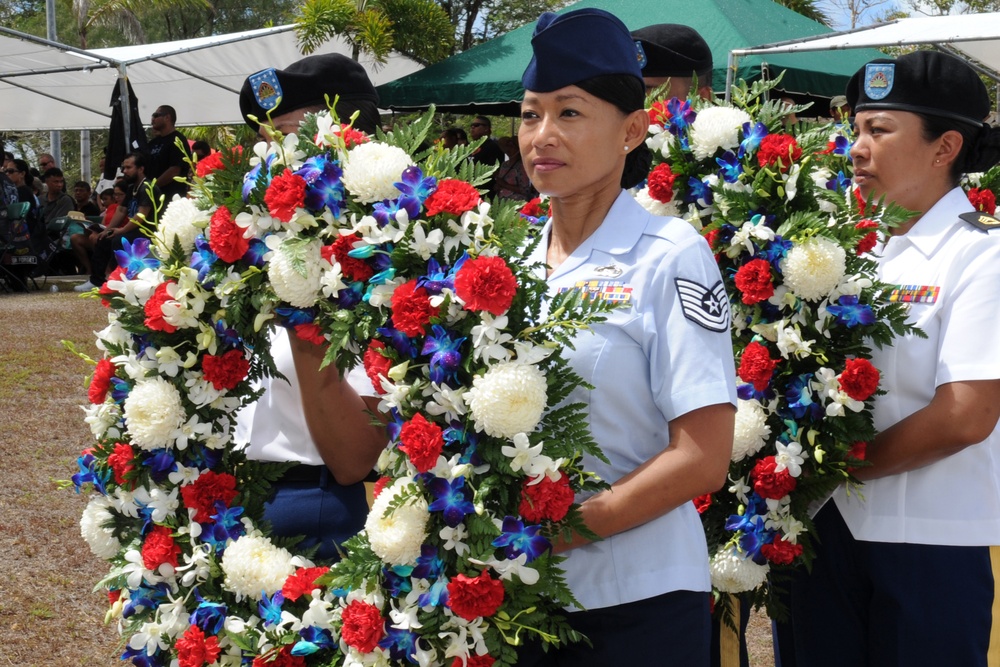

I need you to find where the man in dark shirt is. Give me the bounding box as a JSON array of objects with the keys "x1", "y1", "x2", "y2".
[
  {"x1": 75, "y1": 151, "x2": 160, "y2": 291},
  {"x1": 146, "y1": 105, "x2": 191, "y2": 202},
  {"x1": 72, "y1": 180, "x2": 101, "y2": 216},
  {"x1": 468, "y1": 115, "x2": 505, "y2": 196},
  {"x1": 39, "y1": 168, "x2": 75, "y2": 226}
]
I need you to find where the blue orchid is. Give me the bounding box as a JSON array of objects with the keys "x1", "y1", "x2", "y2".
[
  {"x1": 141, "y1": 448, "x2": 176, "y2": 484},
  {"x1": 275, "y1": 306, "x2": 317, "y2": 327},
  {"x1": 123, "y1": 582, "x2": 170, "y2": 618},
  {"x1": 421, "y1": 325, "x2": 466, "y2": 384},
  {"x1": 383, "y1": 564, "x2": 414, "y2": 597},
  {"x1": 826, "y1": 294, "x2": 875, "y2": 327},
  {"x1": 245, "y1": 237, "x2": 268, "y2": 267},
  {"x1": 190, "y1": 597, "x2": 227, "y2": 635},
  {"x1": 379, "y1": 626, "x2": 420, "y2": 663},
  {"x1": 825, "y1": 170, "x2": 852, "y2": 192},
  {"x1": 115, "y1": 237, "x2": 159, "y2": 278},
  {"x1": 426, "y1": 476, "x2": 476, "y2": 527},
  {"x1": 258, "y1": 590, "x2": 285, "y2": 628},
  {"x1": 444, "y1": 424, "x2": 481, "y2": 466},
  {"x1": 292, "y1": 627, "x2": 337, "y2": 656},
  {"x1": 182, "y1": 447, "x2": 222, "y2": 471},
  {"x1": 686, "y1": 176, "x2": 713, "y2": 205},
  {"x1": 296, "y1": 154, "x2": 345, "y2": 216},
  {"x1": 336, "y1": 281, "x2": 365, "y2": 309},
  {"x1": 110, "y1": 377, "x2": 131, "y2": 404},
  {"x1": 212, "y1": 320, "x2": 242, "y2": 350},
  {"x1": 666, "y1": 98, "x2": 696, "y2": 148},
  {"x1": 739, "y1": 122, "x2": 769, "y2": 158},
  {"x1": 378, "y1": 324, "x2": 420, "y2": 358},
  {"x1": 716, "y1": 151, "x2": 743, "y2": 183},
  {"x1": 418, "y1": 256, "x2": 456, "y2": 294},
  {"x1": 783, "y1": 373, "x2": 824, "y2": 422},
  {"x1": 492, "y1": 516, "x2": 550, "y2": 563},
  {"x1": 242, "y1": 153, "x2": 275, "y2": 202},
  {"x1": 122, "y1": 644, "x2": 165, "y2": 667},
  {"x1": 72, "y1": 451, "x2": 108, "y2": 494},
  {"x1": 418, "y1": 575, "x2": 450, "y2": 608},
  {"x1": 396, "y1": 165, "x2": 437, "y2": 207},
  {"x1": 190, "y1": 235, "x2": 218, "y2": 283},
  {"x1": 758, "y1": 235, "x2": 793, "y2": 271},
  {"x1": 368, "y1": 267, "x2": 397, "y2": 287},
  {"x1": 412, "y1": 544, "x2": 444, "y2": 580},
  {"x1": 829, "y1": 134, "x2": 852, "y2": 157}
]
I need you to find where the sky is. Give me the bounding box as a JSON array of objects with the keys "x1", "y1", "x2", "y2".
[{"x1": 817, "y1": 0, "x2": 905, "y2": 30}]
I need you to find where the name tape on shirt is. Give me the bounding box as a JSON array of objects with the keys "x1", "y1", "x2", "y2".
[
  {"x1": 558, "y1": 280, "x2": 633, "y2": 304},
  {"x1": 888, "y1": 284, "x2": 939, "y2": 304},
  {"x1": 675, "y1": 278, "x2": 729, "y2": 332}
]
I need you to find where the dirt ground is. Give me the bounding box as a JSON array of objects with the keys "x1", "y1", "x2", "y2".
[{"x1": 0, "y1": 287, "x2": 776, "y2": 666}]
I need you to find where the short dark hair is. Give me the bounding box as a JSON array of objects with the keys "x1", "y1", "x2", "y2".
[
  {"x1": 125, "y1": 151, "x2": 148, "y2": 172},
  {"x1": 99, "y1": 188, "x2": 114, "y2": 198},
  {"x1": 157, "y1": 105, "x2": 177, "y2": 124},
  {"x1": 192, "y1": 140, "x2": 211, "y2": 154},
  {"x1": 575, "y1": 74, "x2": 650, "y2": 189},
  {"x1": 473, "y1": 115, "x2": 491, "y2": 129},
  {"x1": 443, "y1": 127, "x2": 468, "y2": 144},
  {"x1": 73, "y1": 180, "x2": 91, "y2": 191},
  {"x1": 42, "y1": 167, "x2": 64, "y2": 180}
]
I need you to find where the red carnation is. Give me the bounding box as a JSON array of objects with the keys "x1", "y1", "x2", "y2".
[
  {"x1": 751, "y1": 456, "x2": 797, "y2": 499},
  {"x1": 692, "y1": 494, "x2": 713, "y2": 514},
  {"x1": 264, "y1": 169, "x2": 307, "y2": 222},
  {"x1": 520, "y1": 197, "x2": 543, "y2": 217},
  {"x1": 100, "y1": 266, "x2": 126, "y2": 307},
  {"x1": 391, "y1": 280, "x2": 439, "y2": 337},
  {"x1": 854, "y1": 219, "x2": 879, "y2": 256},
  {"x1": 195, "y1": 151, "x2": 225, "y2": 179},
  {"x1": 338, "y1": 125, "x2": 370, "y2": 148},
  {"x1": 321, "y1": 234, "x2": 374, "y2": 282},
  {"x1": 454, "y1": 255, "x2": 517, "y2": 316},
  {"x1": 519, "y1": 473, "x2": 574, "y2": 523},
  {"x1": 176, "y1": 625, "x2": 221, "y2": 667},
  {"x1": 447, "y1": 571, "x2": 505, "y2": 621},
  {"x1": 144, "y1": 281, "x2": 177, "y2": 333},
  {"x1": 209, "y1": 205, "x2": 249, "y2": 263},
  {"x1": 293, "y1": 322, "x2": 326, "y2": 345},
  {"x1": 399, "y1": 413, "x2": 445, "y2": 473},
  {"x1": 968, "y1": 187, "x2": 997, "y2": 215},
  {"x1": 201, "y1": 349, "x2": 250, "y2": 391},
  {"x1": 282, "y1": 566, "x2": 330, "y2": 602},
  {"x1": 648, "y1": 100, "x2": 672, "y2": 127},
  {"x1": 839, "y1": 357, "x2": 880, "y2": 401},
  {"x1": 363, "y1": 340, "x2": 392, "y2": 394},
  {"x1": 757, "y1": 134, "x2": 802, "y2": 171},
  {"x1": 760, "y1": 535, "x2": 803, "y2": 565},
  {"x1": 372, "y1": 476, "x2": 391, "y2": 498},
  {"x1": 647, "y1": 163, "x2": 677, "y2": 203},
  {"x1": 253, "y1": 647, "x2": 306, "y2": 667},
  {"x1": 424, "y1": 179, "x2": 482, "y2": 217},
  {"x1": 89, "y1": 358, "x2": 116, "y2": 404},
  {"x1": 738, "y1": 342, "x2": 779, "y2": 392},
  {"x1": 107, "y1": 442, "x2": 136, "y2": 485},
  {"x1": 180, "y1": 471, "x2": 238, "y2": 524},
  {"x1": 340, "y1": 600, "x2": 385, "y2": 653},
  {"x1": 847, "y1": 440, "x2": 868, "y2": 473},
  {"x1": 142, "y1": 524, "x2": 181, "y2": 570},
  {"x1": 452, "y1": 656, "x2": 496, "y2": 667},
  {"x1": 734, "y1": 258, "x2": 774, "y2": 305}
]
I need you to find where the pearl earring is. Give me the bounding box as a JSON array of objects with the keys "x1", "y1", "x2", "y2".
[{"x1": 624, "y1": 145, "x2": 629, "y2": 151}]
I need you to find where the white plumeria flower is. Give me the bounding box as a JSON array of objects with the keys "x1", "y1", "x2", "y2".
[
  {"x1": 774, "y1": 440, "x2": 808, "y2": 478},
  {"x1": 409, "y1": 221, "x2": 444, "y2": 260},
  {"x1": 501, "y1": 433, "x2": 544, "y2": 474}
]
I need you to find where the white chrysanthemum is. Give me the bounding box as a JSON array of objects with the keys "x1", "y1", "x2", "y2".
[
  {"x1": 221, "y1": 533, "x2": 297, "y2": 600},
  {"x1": 689, "y1": 107, "x2": 752, "y2": 160},
  {"x1": 80, "y1": 495, "x2": 121, "y2": 559},
  {"x1": 781, "y1": 236, "x2": 846, "y2": 302},
  {"x1": 365, "y1": 480, "x2": 430, "y2": 566},
  {"x1": 731, "y1": 399, "x2": 771, "y2": 462},
  {"x1": 466, "y1": 362, "x2": 547, "y2": 439},
  {"x1": 155, "y1": 196, "x2": 208, "y2": 256},
  {"x1": 710, "y1": 547, "x2": 770, "y2": 593},
  {"x1": 267, "y1": 237, "x2": 324, "y2": 308},
  {"x1": 634, "y1": 187, "x2": 679, "y2": 217},
  {"x1": 123, "y1": 377, "x2": 185, "y2": 450},
  {"x1": 341, "y1": 142, "x2": 414, "y2": 204}
]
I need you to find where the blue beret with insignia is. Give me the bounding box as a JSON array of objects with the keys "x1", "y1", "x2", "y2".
[
  {"x1": 240, "y1": 54, "x2": 380, "y2": 133},
  {"x1": 521, "y1": 8, "x2": 644, "y2": 92},
  {"x1": 846, "y1": 51, "x2": 989, "y2": 128}
]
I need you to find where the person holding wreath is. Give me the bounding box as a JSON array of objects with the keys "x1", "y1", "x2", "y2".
[
  {"x1": 514, "y1": 9, "x2": 737, "y2": 665},
  {"x1": 790, "y1": 51, "x2": 1000, "y2": 666}
]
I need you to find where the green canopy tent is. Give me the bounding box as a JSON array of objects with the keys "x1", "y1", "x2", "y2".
[{"x1": 376, "y1": 0, "x2": 886, "y2": 116}]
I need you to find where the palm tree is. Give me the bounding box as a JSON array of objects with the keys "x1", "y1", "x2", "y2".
[
  {"x1": 775, "y1": 0, "x2": 832, "y2": 26},
  {"x1": 68, "y1": 0, "x2": 210, "y2": 48},
  {"x1": 296, "y1": 0, "x2": 456, "y2": 66}
]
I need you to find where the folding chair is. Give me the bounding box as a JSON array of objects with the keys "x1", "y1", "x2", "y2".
[{"x1": 0, "y1": 202, "x2": 38, "y2": 292}]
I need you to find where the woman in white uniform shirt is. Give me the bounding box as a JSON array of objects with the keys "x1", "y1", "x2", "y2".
[
  {"x1": 515, "y1": 9, "x2": 737, "y2": 665},
  {"x1": 790, "y1": 51, "x2": 1000, "y2": 666}
]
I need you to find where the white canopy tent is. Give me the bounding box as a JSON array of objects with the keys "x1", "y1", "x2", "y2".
[
  {"x1": 727, "y1": 12, "x2": 1000, "y2": 96},
  {"x1": 0, "y1": 24, "x2": 423, "y2": 132}
]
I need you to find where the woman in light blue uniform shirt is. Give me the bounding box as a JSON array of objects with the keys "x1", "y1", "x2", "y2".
[{"x1": 515, "y1": 9, "x2": 737, "y2": 665}]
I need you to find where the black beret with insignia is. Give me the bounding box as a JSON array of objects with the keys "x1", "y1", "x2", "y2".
[
  {"x1": 522, "y1": 8, "x2": 644, "y2": 92},
  {"x1": 846, "y1": 51, "x2": 989, "y2": 128},
  {"x1": 631, "y1": 24, "x2": 713, "y2": 78},
  {"x1": 240, "y1": 54, "x2": 380, "y2": 133}
]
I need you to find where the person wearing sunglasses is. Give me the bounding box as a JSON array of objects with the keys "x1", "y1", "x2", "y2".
[{"x1": 146, "y1": 105, "x2": 191, "y2": 202}]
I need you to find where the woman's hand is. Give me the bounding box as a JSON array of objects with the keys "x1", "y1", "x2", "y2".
[{"x1": 551, "y1": 402, "x2": 735, "y2": 553}]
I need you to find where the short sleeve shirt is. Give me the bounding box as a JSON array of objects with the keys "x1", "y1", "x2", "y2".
[
  {"x1": 146, "y1": 130, "x2": 191, "y2": 201},
  {"x1": 834, "y1": 188, "x2": 1000, "y2": 545},
  {"x1": 125, "y1": 179, "x2": 160, "y2": 228},
  {"x1": 527, "y1": 191, "x2": 737, "y2": 610},
  {"x1": 234, "y1": 328, "x2": 377, "y2": 465}
]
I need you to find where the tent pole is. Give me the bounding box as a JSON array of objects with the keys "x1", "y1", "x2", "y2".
[
  {"x1": 726, "y1": 51, "x2": 738, "y2": 103},
  {"x1": 118, "y1": 65, "x2": 133, "y2": 151}
]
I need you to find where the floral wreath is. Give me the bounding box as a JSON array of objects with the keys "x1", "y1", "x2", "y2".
[
  {"x1": 631, "y1": 78, "x2": 919, "y2": 616},
  {"x1": 74, "y1": 108, "x2": 616, "y2": 667}
]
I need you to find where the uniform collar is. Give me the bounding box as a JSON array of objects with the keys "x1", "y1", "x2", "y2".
[
  {"x1": 536, "y1": 190, "x2": 647, "y2": 280},
  {"x1": 891, "y1": 187, "x2": 973, "y2": 258}
]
